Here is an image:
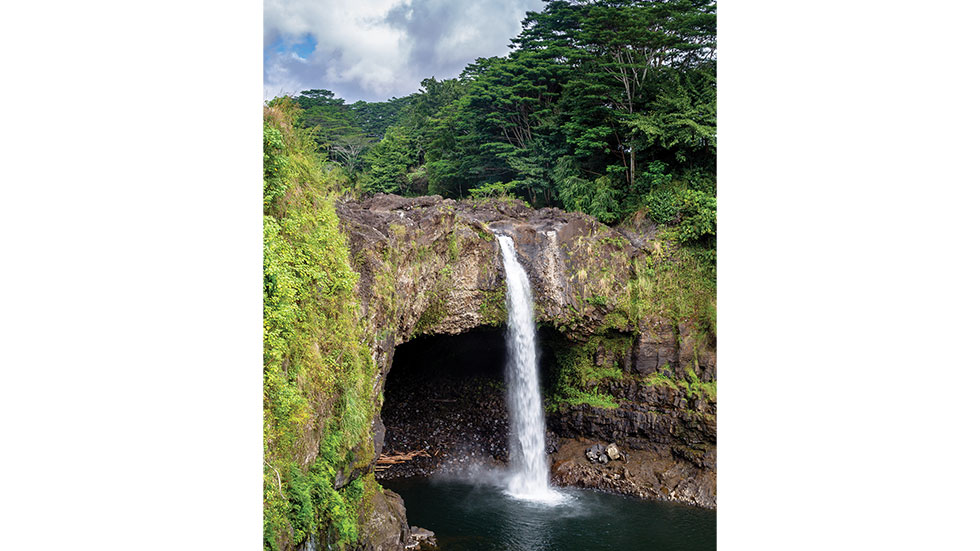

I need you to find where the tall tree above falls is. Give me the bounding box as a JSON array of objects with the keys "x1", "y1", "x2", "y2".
[{"x1": 284, "y1": 0, "x2": 716, "y2": 234}]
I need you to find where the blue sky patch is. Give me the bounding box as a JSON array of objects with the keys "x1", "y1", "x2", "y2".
[{"x1": 267, "y1": 33, "x2": 316, "y2": 61}]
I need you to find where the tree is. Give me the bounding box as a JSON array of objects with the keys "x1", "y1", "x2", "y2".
[
  {"x1": 364, "y1": 127, "x2": 412, "y2": 194},
  {"x1": 348, "y1": 96, "x2": 412, "y2": 140},
  {"x1": 627, "y1": 63, "x2": 716, "y2": 167},
  {"x1": 287, "y1": 0, "x2": 717, "y2": 232},
  {"x1": 330, "y1": 133, "x2": 372, "y2": 175},
  {"x1": 573, "y1": 0, "x2": 716, "y2": 188}
]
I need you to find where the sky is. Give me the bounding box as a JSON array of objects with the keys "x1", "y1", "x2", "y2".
[{"x1": 264, "y1": 0, "x2": 545, "y2": 102}]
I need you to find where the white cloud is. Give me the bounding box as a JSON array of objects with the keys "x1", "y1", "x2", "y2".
[
  {"x1": 264, "y1": 0, "x2": 409, "y2": 99},
  {"x1": 264, "y1": 0, "x2": 545, "y2": 101}
]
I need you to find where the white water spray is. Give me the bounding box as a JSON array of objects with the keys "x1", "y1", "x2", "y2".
[{"x1": 497, "y1": 235, "x2": 563, "y2": 503}]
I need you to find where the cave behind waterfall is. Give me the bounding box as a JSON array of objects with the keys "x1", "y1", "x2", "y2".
[
  {"x1": 378, "y1": 325, "x2": 564, "y2": 480},
  {"x1": 378, "y1": 327, "x2": 513, "y2": 479}
]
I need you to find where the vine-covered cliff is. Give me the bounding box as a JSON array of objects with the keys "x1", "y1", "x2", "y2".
[{"x1": 264, "y1": 101, "x2": 716, "y2": 551}]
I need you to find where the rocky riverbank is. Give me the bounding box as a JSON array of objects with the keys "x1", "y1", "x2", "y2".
[{"x1": 550, "y1": 437, "x2": 715, "y2": 508}]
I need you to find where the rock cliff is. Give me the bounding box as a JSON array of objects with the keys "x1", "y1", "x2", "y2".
[{"x1": 334, "y1": 193, "x2": 717, "y2": 548}]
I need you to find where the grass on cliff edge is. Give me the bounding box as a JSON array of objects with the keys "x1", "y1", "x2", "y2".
[
  {"x1": 264, "y1": 97, "x2": 379, "y2": 551},
  {"x1": 627, "y1": 240, "x2": 716, "y2": 341},
  {"x1": 547, "y1": 332, "x2": 632, "y2": 411}
]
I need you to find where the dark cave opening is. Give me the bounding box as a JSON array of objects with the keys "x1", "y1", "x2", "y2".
[{"x1": 378, "y1": 325, "x2": 562, "y2": 479}]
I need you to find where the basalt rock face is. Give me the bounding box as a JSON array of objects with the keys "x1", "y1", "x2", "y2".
[
  {"x1": 336, "y1": 193, "x2": 681, "y2": 343},
  {"x1": 354, "y1": 489, "x2": 410, "y2": 551},
  {"x1": 334, "y1": 193, "x2": 717, "y2": 543},
  {"x1": 547, "y1": 375, "x2": 717, "y2": 507}
]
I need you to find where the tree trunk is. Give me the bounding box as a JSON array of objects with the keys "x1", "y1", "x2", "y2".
[{"x1": 629, "y1": 147, "x2": 636, "y2": 190}]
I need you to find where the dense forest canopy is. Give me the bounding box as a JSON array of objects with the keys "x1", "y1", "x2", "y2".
[{"x1": 273, "y1": 0, "x2": 716, "y2": 260}]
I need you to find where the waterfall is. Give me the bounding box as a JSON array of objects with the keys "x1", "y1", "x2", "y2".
[{"x1": 497, "y1": 234, "x2": 562, "y2": 503}]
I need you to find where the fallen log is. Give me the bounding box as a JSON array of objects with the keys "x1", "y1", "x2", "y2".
[{"x1": 375, "y1": 449, "x2": 433, "y2": 468}]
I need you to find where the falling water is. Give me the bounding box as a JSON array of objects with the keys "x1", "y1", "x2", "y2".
[{"x1": 496, "y1": 235, "x2": 562, "y2": 503}]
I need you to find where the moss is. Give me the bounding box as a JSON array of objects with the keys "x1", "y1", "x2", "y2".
[
  {"x1": 547, "y1": 331, "x2": 634, "y2": 409},
  {"x1": 411, "y1": 262, "x2": 454, "y2": 337},
  {"x1": 478, "y1": 284, "x2": 507, "y2": 326},
  {"x1": 599, "y1": 235, "x2": 628, "y2": 249},
  {"x1": 413, "y1": 297, "x2": 447, "y2": 336},
  {"x1": 446, "y1": 231, "x2": 459, "y2": 262},
  {"x1": 388, "y1": 222, "x2": 407, "y2": 240},
  {"x1": 585, "y1": 294, "x2": 608, "y2": 308},
  {"x1": 644, "y1": 370, "x2": 680, "y2": 391},
  {"x1": 547, "y1": 387, "x2": 619, "y2": 411},
  {"x1": 644, "y1": 366, "x2": 716, "y2": 402},
  {"x1": 599, "y1": 310, "x2": 630, "y2": 332},
  {"x1": 476, "y1": 226, "x2": 494, "y2": 242},
  {"x1": 625, "y1": 244, "x2": 715, "y2": 341}
]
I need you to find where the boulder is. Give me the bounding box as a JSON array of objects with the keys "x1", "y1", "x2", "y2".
[
  {"x1": 584, "y1": 443, "x2": 605, "y2": 462},
  {"x1": 407, "y1": 526, "x2": 437, "y2": 551},
  {"x1": 606, "y1": 443, "x2": 621, "y2": 461}
]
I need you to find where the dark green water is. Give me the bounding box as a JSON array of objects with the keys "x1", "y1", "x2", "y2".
[{"x1": 383, "y1": 477, "x2": 716, "y2": 551}]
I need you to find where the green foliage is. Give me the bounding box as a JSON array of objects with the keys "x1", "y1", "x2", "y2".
[
  {"x1": 285, "y1": 1, "x2": 716, "y2": 230},
  {"x1": 644, "y1": 187, "x2": 679, "y2": 224},
  {"x1": 636, "y1": 161, "x2": 673, "y2": 195},
  {"x1": 675, "y1": 189, "x2": 716, "y2": 245},
  {"x1": 286, "y1": 466, "x2": 314, "y2": 544},
  {"x1": 627, "y1": 64, "x2": 717, "y2": 166},
  {"x1": 364, "y1": 127, "x2": 412, "y2": 194},
  {"x1": 638, "y1": 161, "x2": 679, "y2": 224},
  {"x1": 555, "y1": 160, "x2": 625, "y2": 224},
  {"x1": 627, "y1": 244, "x2": 716, "y2": 339},
  {"x1": 468, "y1": 180, "x2": 518, "y2": 200},
  {"x1": 263, "y1": 99, "x2": 380, "y2": 550},
  {"x1": 549, "y1": 332, "x2": 634, "y2": 409},
  {"x1": 645, "y1": 367, "x2": 716, "y2": 403},
  {"x1": 349, "y1": 96, "x2": 412, "y2": 140},
  {"x1": 263, "y1": 126, "x2": 289, "y2": 208}
]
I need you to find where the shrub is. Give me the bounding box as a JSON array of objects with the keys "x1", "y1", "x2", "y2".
[
  {"x1": 263, "y1": 125, "x2": 289, "y2": 210},
  {"x1": 468, "y1": 180, "x2": 517, "y2": 199},
  {"x1": 644, "y1": 187, "x2": 678, "y2": 224},
  {"x1": 675, "y1": 189, "x2": 716, "y2": 245}
]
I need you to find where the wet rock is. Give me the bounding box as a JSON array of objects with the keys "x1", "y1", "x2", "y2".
[
  {"x1": 406, "y1": 526, "x2": 437, "y2": 550},
  {"x1": 584, "y1": 443, "x2": 604, "y2": 462},
  {"x1": 545, "y1": 431, "x2": 559, "y2": 454}
]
